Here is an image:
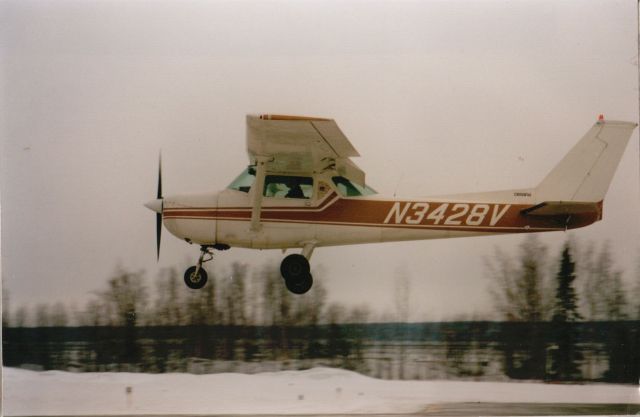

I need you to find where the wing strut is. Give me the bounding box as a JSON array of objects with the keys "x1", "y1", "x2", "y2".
[
  {"x1": 301, "y1": 240, "x2": 318, "y2": 260},
  {"x1": 250, "y1": 156, "x2": 270, "y2": 231}
]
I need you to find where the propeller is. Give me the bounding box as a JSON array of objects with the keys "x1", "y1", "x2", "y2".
[
  {"x1": 155, "y1": 155, "x2": 163, "y2": 259},
  {"x1": 144, "y1": 154, "x2": 164, "y2": 260}
]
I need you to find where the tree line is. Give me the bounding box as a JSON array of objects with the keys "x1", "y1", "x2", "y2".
[
  {"x1": 3, "y1": 262, "x2": 372, "y2": 329},
  {"x1": 486, "y1": 235, "x2": 639, "y2": 382},
  {"x1": 3, "y1": 236, "x2": 639, "y2": 383}
]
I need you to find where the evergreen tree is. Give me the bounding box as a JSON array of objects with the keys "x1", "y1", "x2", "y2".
[
  {"x1": 2, "y1": 291, "x2": 10, "y2": 328},
  {"x1": 549, "y1": 244, "x2": 582, "y2": 380}
]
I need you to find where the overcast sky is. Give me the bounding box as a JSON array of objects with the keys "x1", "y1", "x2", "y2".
[{"x1": 1, "y1": 0, "x2": 638, "y2": 321}]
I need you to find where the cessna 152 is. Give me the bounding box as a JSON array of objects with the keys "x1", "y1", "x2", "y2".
[{"x1": 145, "y1": 114, "x2": 637, "y2": 294}]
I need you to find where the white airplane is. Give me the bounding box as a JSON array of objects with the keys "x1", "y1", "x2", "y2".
[{"x1": 145, "y1": 114, "x2": 637, "y2": 294}]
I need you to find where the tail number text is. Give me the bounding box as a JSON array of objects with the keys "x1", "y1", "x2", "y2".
[{"x1": 383, "y1": 202, "x2": 511, "y2": 227}]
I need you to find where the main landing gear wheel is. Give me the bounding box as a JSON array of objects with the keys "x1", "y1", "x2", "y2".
[
  {"x1": 280, "y1": 254, "x2": 313, "y2": 294},
  {"x1": 184, "y1": 266, "x2": 208, "y2": 289},
  {"x1": 285, "y1": 273, "x2": 313, "y2": 295}
]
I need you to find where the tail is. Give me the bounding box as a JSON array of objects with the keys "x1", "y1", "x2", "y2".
[{"x1": 534, "y1": 119, "x2": 637, "y2": 202}]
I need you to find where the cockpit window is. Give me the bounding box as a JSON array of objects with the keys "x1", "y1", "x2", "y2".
[
  {"x1": 264, "y1": 175, "x2": 313, "y2": 199},
  {"x1": 332, "y1": 176, "x2": 377, "y2": 197},
  {"x1": 227, "y1": 167, "x2": 256, "y2": 193}
]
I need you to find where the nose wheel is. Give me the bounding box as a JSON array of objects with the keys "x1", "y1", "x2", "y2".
[
  {"x1": 184, "y1": 246, "x2": 215, "y2": 289},
  {"x1": 184, "y1": 265, "x2": 208, "y2": 289}
]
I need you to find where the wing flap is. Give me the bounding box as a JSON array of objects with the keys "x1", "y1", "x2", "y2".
[
  {"x1": 311, "y1": 120, "x2": 360, "y2": 157},
  {"x1": 521, "y1": 201, "x2": 601, "y2": 216}
]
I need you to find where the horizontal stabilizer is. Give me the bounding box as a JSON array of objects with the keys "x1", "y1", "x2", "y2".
[{"x1": 521, "y1": 201, "x2": 601, "y2": 216}]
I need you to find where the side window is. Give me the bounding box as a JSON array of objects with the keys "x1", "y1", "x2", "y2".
[{"x1": 264, "y1": 175, "x2": 313, "y2": 199}]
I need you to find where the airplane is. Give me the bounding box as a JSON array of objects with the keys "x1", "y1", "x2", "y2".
[{"x1": 144, "y1": 114, "x2": 637, "y2": 294}]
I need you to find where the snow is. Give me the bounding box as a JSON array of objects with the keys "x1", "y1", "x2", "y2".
[{"x1": 3, "y1": 367, "x2": 639, "y2": 416}]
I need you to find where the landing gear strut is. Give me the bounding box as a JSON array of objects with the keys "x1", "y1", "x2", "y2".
[
  {"x1": 184, "y1": 245, "x2": 215, "y2": 289},
  {"x1": 280, "y1": 254, "x2": 313, "y2": 294}
]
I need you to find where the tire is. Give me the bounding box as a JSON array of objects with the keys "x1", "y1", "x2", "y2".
[
  {"x1": 285, "y1": 273, "x2": 313, "y2": 295},
  {"x1": 280, "y1": 254, "x2": 310, "y2": 281},
  {"x1": 184, "y1": 266, "x2": 208, "y2": 289}
]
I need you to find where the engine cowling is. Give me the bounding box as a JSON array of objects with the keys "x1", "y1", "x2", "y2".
[{"x1": 162, "y1": 192, "x2": 219, "y2": 245}]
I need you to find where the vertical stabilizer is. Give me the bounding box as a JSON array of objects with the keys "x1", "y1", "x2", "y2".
[{"x1": 535, "y1": 120, "x2": 637, "y2": 202}]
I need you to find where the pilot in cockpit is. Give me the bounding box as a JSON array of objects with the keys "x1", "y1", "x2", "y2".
[{"x1": 286, "y1": 180, "x2": 304, "y2": 199}]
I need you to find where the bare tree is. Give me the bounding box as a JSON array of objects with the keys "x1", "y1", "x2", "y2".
[
  {"x1": 394, "y1": 267, "x2": 411, "y2": 322},
  {"x1": 326, "y1": 303, "x2": 349, "y2": 366},
  {"x1": 34, "y1": 303, "x2": 50, "y2": 327},
  {"x1": 291, "y1": 277, "x2": 328, "y2": 361},
  {"x1": 487, "y1": 234, "x2": 552, "y2": 321},
  {"x1": 154, "y1": 267, "x2": 184, "y2": 326},
  {"x1": 222, "y1": 262, "x2": 247, "y2": 326},
  {"x1": 291, "y1": 277, "x2": 327, "y2": 326},
  {"x1": 97, "y1": 267, "x2": 149, "y2": 367},
  {"x1": 348, "y1": 304, "x2": 372, "y2": 323},
  {"x1": 394, "y1": 267, "x2": 411, "y2": 379},
  {"x1": 261, "y1": 262, "x2": 294, "y2": 358},
  {"x1": 261, "y1": 262, "x2": 291, "y2": 325},
  {"x1": 576, "y1": 242, "x2": 634, "y2": 382},
  {"x1": 13, "y1": 305, "x2": 28, "y2": 327},
  {"x1": 486, "y1": 234, "x2": 551, "y2": 379},
  {"x1": 185, "y1": 274, "x2": 218, "y2": 326},
  {"x1": 347, "y1": 304, "x2": 371, "y2": 373},
  {"x1": 2, "y1": 290, "x2": 10, "y2": 327},
  {"x1": 50, "y1": 302, "x2": 69, "y2": 327},
  {"x1": 219, "y1": 262, "x2": 247, "y2": 360},
  {"x1": 634, "y1": 255, "x2": 640, "y2": 319},
  {"x1": 80, "y1": 299, "x2": 106, "y2": 326},
  {"x1": 100, "y1": 267, "x2": 149, "y2": 327},
  {"x1": 581, "y1": 241, "x2": 628, "y2": 320}
]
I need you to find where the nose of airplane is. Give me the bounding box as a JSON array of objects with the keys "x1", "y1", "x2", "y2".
[{"x1": 144, "y1": 198, "x2": 163, "y2": 213}]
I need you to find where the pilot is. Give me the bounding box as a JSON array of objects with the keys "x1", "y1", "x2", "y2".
[{"x1": 286, "y1": 182, "x2": 305, "y2": 199}]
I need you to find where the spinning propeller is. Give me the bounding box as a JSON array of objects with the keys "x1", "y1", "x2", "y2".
[{"x1": 144, "y1": 155, "x2": 164, "y2": 260}]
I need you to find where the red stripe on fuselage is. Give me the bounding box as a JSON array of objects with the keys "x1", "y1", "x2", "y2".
[{"x1": 163, "y1": 196, "x2": 600, "y2": 233}]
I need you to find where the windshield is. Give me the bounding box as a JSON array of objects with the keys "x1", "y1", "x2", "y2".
[
  {"x1": 331, "y1": 176, "x2": 377, "y2": 197},
  {"x1": 227, "y1": 167, "x2": 256, "y2": 193}
]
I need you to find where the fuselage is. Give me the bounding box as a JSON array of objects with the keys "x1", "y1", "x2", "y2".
[{"x1": 161, "y1": 171, "x2": 601, "y2": 250}]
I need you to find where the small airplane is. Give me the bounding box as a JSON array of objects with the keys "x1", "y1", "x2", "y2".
[{"x1": 145, "y1": 114, "x2": 637, "y2": 294}]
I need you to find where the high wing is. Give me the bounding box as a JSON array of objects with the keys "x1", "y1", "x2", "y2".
[{"x1": 246, "y1": 114, "x2": 365, "y2": 185}]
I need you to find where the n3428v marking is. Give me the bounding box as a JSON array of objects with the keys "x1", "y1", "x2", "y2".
[{"x1": 383, "y1": 202, "x2": 511, "y2": 227}]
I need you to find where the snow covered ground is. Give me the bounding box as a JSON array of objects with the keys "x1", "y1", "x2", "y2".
[{"x1": 3, "y1": 367, "x2": 639, "y2": 416}]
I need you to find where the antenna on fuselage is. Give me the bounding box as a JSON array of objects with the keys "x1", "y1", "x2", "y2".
[{"x1": 393, "y1": 171, "x2": 404, "y2": 198}]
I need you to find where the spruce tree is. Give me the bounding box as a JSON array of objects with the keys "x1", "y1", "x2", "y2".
[{"x1": 550, "y1": 245, "x2": 582, "y2": 380}]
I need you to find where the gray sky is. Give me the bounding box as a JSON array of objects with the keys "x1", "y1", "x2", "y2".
[{"x1": 1, "y1": 0, "x2": 638, "y2": 321}]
